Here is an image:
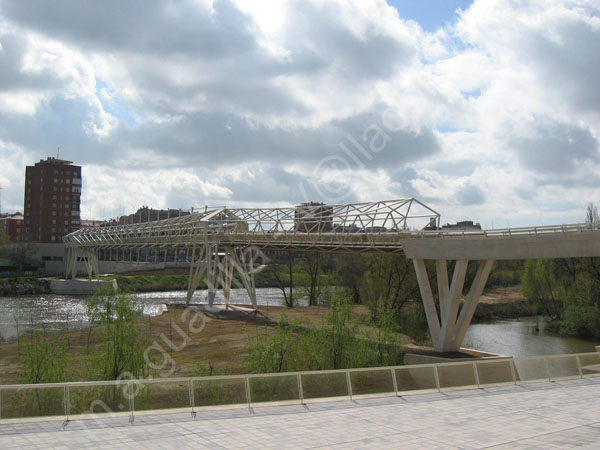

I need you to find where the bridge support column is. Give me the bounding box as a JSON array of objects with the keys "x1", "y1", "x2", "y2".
[
  {"x1": 220, "y1": 254, "x2": 235, "y2": 309},
  {"x1": 65, "y1": 248, "x2": 99, "y2": 281},
  {"x1": 413, "y1": 259, "x2": 494, "y2": 352},
  {"x1": 231, "y1": 249, "x2": 257, "y2": 310}
]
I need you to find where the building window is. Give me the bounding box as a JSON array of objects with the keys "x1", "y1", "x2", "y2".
[
  {"x1": 64, "y1": 220, "x2": 68, "y2": 225},
  {"x1": 52, "y1": 203, "x2": 57, "y2": 208},
  {"x1": 52, "y1": 195, "x2": 57, "y2": 200},
  {"x1": 53, "y1": 187, "x2": 57, "y2": 191},
  {"x1": 51, "y1": 236, "x2": 56, "y2": 241},
  {"x1": 66, "y1": 179, "x2": 70, "y2": 184},
  {"x1": 54, "y1": 178, "x2": 58, "y2": 183},
  {"x1": 52, "y1": 220, "x2": 56, "y2": 224},
  {"x1": 66, "y1": 188, "x2": 70, "y2": 192},
  {"x1": 52, "y1": 211, "x2": 56, "y2": 216}
]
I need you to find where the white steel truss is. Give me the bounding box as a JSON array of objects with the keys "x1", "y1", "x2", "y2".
[{"x1": 63, "y1": 198, "x2": 440, "y2": 307}]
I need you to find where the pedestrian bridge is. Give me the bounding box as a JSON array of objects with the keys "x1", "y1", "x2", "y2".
[{"x1": 63, "y1": 198, "x2": 600, "y2": 352}]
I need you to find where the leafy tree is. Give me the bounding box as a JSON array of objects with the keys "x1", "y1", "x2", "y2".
[
  {"x1": 521, "y1": 259, "x2": 562, "y2": 320},
  {"x1": 18, "y1": 326, "x2": 68, "y2": 416},
  {"x1": 88, "y1": 290, "x2": 149, "y2": 380},
  {"x1": 335, "y1": 254, "x2": 367, "y2": 304},
  {"x1": 19, "y1": 326, "x2": 67, "y2": 384},
  {"x1": 297, "y1": 252, "x2": 323, "y2": 306},
  {"x1": 360, "y1": 254, "x2": 420, "y2": 319}
]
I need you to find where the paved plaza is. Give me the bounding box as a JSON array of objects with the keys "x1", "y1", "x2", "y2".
[{"x1": 1, "y1": 377, "x2": 599, "y2": 449}]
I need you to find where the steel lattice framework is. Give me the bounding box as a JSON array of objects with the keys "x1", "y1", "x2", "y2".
[
  {"x1": 63, "y1": 199, "x2": 440, "y2": 307},
  {"x1": 63, "y1": 199, "x2": 440, "y2": 253}
]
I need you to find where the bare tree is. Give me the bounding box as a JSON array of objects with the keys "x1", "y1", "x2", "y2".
[
  {"x1": 266, "y1": 251, "x2": 295, "y2": 307},
  {"x1": 586, "y1": 202, "x2": 599, "y2": 224}
]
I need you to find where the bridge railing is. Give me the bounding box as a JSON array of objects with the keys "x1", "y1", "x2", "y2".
[
  {"x1": 1, "y1": 352, "x2": 598, "y2": 423},
  {"x1": 63, "y1": 199, "x2": 441, "y2": 249},
  {"x1": 410, "y1": 222, "x2": 600, "y2": 238}
]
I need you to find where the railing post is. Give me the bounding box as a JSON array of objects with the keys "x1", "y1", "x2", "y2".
[
  {"x1": 244, "y1": 377, "x2": 252, "y2": 409},
  {"x1": 65, "y1": 385, "x2": 70, "y2": 421},
  {"x1": 544, "y1": 358, "x2": 552, "y2": 381},
  {"x1": 189, "y1": 380, "x2": 196, "y2": 418},
  {"x1": 391, "y1": 368, "x2": 398, "y2": 396},
  {"x1": 297, "y1": 374, "x2": 304, "y2": 405},
  {"x1": 128, "y1": 382, "x2": 135, "y2": 424},
  {"x1": 433, "y1": 365, "x2": 441, "y2": 392},
  {"x1": 345, "y1": 370, "x2": 353, "y2": 400},
  {"x1": 509, "y1": 359, "x2": 517, "y2": 384},
  {"x1": 575, "y1": 355, "x2": 583, "y2": 379},
  {"x1": 472, "y1": 362, "x2": 480, "y2": 388}
]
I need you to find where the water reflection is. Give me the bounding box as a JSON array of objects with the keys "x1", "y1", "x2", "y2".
[{"x1": 463, "y1": 316, "x2": 597, "y2": 357}]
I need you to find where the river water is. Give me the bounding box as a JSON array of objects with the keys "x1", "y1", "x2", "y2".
[
  {"x1": 1, "y1": 292, "x2": 597, "y2": 356},
  {"x1": 0, "y1": 288, "x2": 306, "y2": 341},
  {"x1": 463, "y1": 316, "x2": 597, "y2": 357}
]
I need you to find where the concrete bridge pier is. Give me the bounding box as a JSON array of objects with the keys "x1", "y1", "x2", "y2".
[{"x1": 413, "y1": 259, "x2": 494, "y2": 353}]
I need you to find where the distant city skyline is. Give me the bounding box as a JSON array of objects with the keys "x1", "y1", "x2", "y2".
[{"x1": 0, "y1": 0, "x2": 598, "y2": 228}]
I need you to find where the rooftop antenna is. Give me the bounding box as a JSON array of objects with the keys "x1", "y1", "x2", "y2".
[{"x1": 57, "y1": 147, "x2": 60, "y2": 159}]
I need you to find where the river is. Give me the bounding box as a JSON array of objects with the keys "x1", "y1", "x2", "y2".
[
  {"x1": 1, "y1": 292, "x2": 597, "y2": 356},
  {"x1": 0, "y1": 288, "x2": 307, "y2": 341},
  {"x1": 463, "y1": 316, "x2": 597, "y2": 357}
]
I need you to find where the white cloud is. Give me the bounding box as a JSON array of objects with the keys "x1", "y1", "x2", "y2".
[{"x1": 0, "y1": 0, "x2": 598, "y2": 225}]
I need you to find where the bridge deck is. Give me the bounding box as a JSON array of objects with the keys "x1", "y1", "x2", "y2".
[{"x1": 2, "y1": 377, "x2": 599, "y2": 449}]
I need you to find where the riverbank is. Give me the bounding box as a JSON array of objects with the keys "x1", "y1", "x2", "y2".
[
  {"x1": 0, "y1": 304, "x2": 412, "y2": 385},
  {"x1": 473, "y1": 286, "x2": 536, "y2": 321},
  {"x1": 0, "y1": 278, "x2": 50, "y2": 296}
]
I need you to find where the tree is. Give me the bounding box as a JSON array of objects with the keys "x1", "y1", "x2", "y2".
[
  {"x1": 18, "y1": 326, "x2": 67, "y2": 415},
  {"x1": 521, "y1": 259, "x2": 562, "y2": 320},
  {"x1": 265, "y1": 252, "x2": 296, "y2": 307},
  {"x1": 88, "y1": 290, "x2": 149, "y2": 380},
  {"x1": 298, "y1": 252, "x2": 323, "y2": 306},
  {"x1": 586, "y1": 202, "x2": 599, "y2": 225},
  {"x1": 360, "y1": 254, "x2": 420, "y2": 319},
  {"x1": 335, "y1": 254, "x2": 367, "y2": 304}
]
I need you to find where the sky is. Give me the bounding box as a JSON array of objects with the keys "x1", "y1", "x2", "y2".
[{"x1": 0, "y1": 0, "x2": 599, "y2": 228}]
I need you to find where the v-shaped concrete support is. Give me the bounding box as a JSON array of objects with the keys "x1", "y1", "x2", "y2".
[{"x1": 413, "y1": 259, "x2": 494, "y2": 352}]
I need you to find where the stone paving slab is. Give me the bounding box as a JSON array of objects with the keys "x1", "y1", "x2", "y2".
[{"x1": 1, "y1": 377, "x2": 599, "y2": 449}]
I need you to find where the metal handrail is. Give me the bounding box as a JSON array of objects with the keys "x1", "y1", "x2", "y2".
[{"x1": 1, "y1": 352, "x2": 598, "y2": 422}]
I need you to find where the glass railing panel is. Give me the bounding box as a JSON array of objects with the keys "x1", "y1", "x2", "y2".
[
  {"x1": 249, "y1": 375, "x2": 299, "y2": 403},
  {"x1": 395, "y1": 366, "x2": 437, "y2": 392},
  {"x1": 1, "y1": 386, "x2": 65, "y2": 419},
  {"x1": 300, "y1": 371, "x2": 348, "y2": 399},
  {"x1": 475, "y1": 360, "x2": 514, "y2": 386},
  {"x1": 193, "y1": 377, "x2": 246, "y2": 407},
  {"x1": 68, "y1": 383, "x2": 131, "y2": 416},
  {"x1": 133, "y1": 381, "x2": 190, "y2": 412},
  {"x1": 578, "y1": 353, "x2": 600, "y2": 377},
  {"x1": 513, "y1": 358, "x2": 549, "y2": 382},
  {"x1": 437, "y1": 362, "x2": 477, "y2": 389},
  {"x1": 546, "y1": 355, "x2": 580, "y2": 380},
  {"x1": 349, "y1": 369, "x2": 394, "y2": 396}
]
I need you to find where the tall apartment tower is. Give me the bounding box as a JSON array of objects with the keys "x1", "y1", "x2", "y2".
[{"x1": 24, "y1": 157, "x2": 82, "y2": 242}]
